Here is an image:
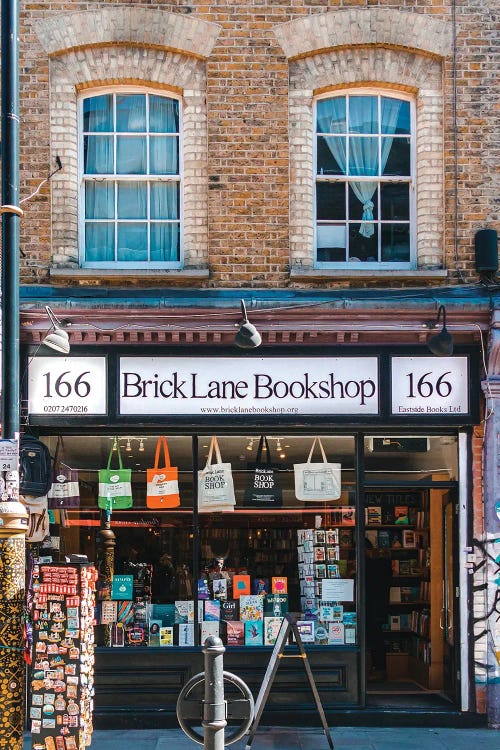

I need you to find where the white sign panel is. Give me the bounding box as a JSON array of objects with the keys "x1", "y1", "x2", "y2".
[
  {"x1": 119, "y1": 357, "x2": 379, "y2": 416},
  {"x1": 391, "y1": 356, "x2": 469, "y2": 416},
  {"x1": 0, "y1": 439, "x2": 19, "y2": 470},
  {"x1": 321, "y1": 578, "x2": 355, "y2": 602},
  {"x1": 28, "y1": 357, "x2": 107, "y2": 416}
]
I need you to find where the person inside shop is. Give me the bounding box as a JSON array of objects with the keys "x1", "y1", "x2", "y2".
[
  {"x1": 365, "y1": 538, "x2": 392, "y2": 682},
  {"x1": 151, "y1": 552, "x2": 176, "y2": 602}
]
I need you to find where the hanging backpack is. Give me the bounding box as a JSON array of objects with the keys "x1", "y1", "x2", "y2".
[{"x1": 20, "y1": 435, "x2": 53, "y2": 497}]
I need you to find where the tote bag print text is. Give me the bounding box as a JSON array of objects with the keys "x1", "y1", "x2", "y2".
[
  {"x1": 294, "y1": 437, "x2": 341, "y2": 502},
  {"x1": 198, "y1": 436, "x2": 235, "y2": 512},
  {"x1": 98, "y1": 440, "x2": 133, "y2": 510}
]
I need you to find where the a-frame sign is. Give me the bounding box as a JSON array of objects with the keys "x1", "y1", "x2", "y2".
[{"x1": 245, "y1": 613, "x2": 334, "y2": 749}]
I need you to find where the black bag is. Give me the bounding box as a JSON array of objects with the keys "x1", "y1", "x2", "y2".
[
  {"x1": 20, "y1": 435, "x2": 53, "y2": 497},
  {"x1": 243, "y1": 436, "x2": 282, "y2": 508}
]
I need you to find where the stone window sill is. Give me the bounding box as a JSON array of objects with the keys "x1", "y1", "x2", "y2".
[
  {"x1": 290, "y1": 268, "x2": 449, "y2": 281},
  {"x1": 50, "y1": 267, "x2": 210, "y2": 283}
]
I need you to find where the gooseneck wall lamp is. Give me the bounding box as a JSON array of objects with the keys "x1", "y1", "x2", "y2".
[
  {"x1": 235, "y1": 299, "x2": 262, "y2": 349},
  {"x1": 42, "y1": 305, "x2": 71, "y2": 354},
  {"x1": 427, "y1": 305, "x2": 454, "y2": 356}
]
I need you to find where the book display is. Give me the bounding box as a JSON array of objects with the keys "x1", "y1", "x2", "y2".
[{"x1": 30, "y1": 562, "x2": 98, "y2": 750}]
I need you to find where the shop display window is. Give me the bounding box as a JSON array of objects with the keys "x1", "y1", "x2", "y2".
[{"x1": 37, "y1": 434, "x2": 357, "y2": 648}]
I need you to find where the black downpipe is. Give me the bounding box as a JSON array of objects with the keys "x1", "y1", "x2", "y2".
[{"x1": 1, "y1": 0, "x2": 21, "y2": 439}]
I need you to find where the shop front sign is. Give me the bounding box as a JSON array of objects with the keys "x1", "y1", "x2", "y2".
[
  {"x1": 28, "y1": 357, "x2": 107, "y2": 416},
  {"x1": 118, "y1": 356, "x2": 380, "y2": 416},
  {"x1": 391, "y1": 356, "x2": 469, "y2": 416}
]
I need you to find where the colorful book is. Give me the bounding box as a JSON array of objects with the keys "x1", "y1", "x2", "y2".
[
  {"x1": 342, "y1": 508, "x2": 355, "y2": 525},
  {"x1": 325, "y1": 529, "x2": 339, "y2": 545},
  {"x1": 116, "y1": 601, "x2": 134, "y2": 625},
  {"x1": 221, "y1": 600, "x2": 239, "y2": 621},
  {"x1": 111, "y1": 575, "x2": 134, "y2": 600},
  {"x1": 244, "y1": 620, "x2": 263, "y2": 646},
  {"x1": 319, "y1": 601, "x2": 337, "y2": 622},
  {"x1": 264, "y1": 594, "x2": 289, "y2": 617},
  {"x1": 198, "y1": 578, "x2": 210, "y2": 599},
  {"x1": 212, "y1": 578, "x2": 228, "y2": 601},
  {"x1": 314, "y1": 624, "x2": 329, "y2": 645},
  {"x1": 151, "y1": 603, "x2": 176, "y2": 627},
  {"x1": 328, "y1": 622, "x2": 345, "y2": 644},
  {"x1": 178, "y1": 623, "x2": 194, "y2": 646},
  {"x1": 403, "y1": 530, "x2": 416, "y2": 548},
  {"x1": 365, "y1": 506, "x2": 382, "y2": 525},
  {"x1": 201, "y1": 621, "x2": 219, "y2": 643},
  {"x1": 232, "y1": 575, "x2": 251, "y2": 599},
  {"x1": 271, "y1": 577, "x2": 287, "y2": 594},
  {"x1": 327, "y1": 564, "x2": 340, "y2": 578},
  {"x1": 239, "y1": 595, "x2": 264, "y2": 621},
  {"x1": 204, "y1": 599, "x2": 221, "y2": 622},
  {"x1": 226, "y1": 620, "x2": 245, "y2": 646},
  {"x1": 175, "y1": 600, "x2": 194, "y2": 624},
  {"x1": 264, "y1": 617, "x2": 283, "y2": 646},
  {"x1": 252, "y1": 578, "x2": 269, "y2": 596},
  {"x1": 394, "y1": 506, "x2": 409, "y2": 524},
  {"x1": 378, "y1": 530, "x2": 391, "y2": 548},
  {"x1": 159, "y1": 627, "x2": 174, "y2": 646},
  {"x1": 295, "y1": 620, "x2": 315, "y2": 643},
  {"x1": 148, "y1": 620, "x2": 162, "y2": 646}
]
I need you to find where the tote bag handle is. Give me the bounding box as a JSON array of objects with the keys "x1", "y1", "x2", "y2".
[
  {"x1": 306, "y1": 437, "x2": 328, "y2": 464},
  {"x1": 154, "y1": 436, "x2": 171, "y2": 469},
  {"x1": 205, "y1": 436, "x2": 223, "y2": 468},
  {"x1": 255, "y1": 436, "x2": 272, "y2": 466},
  {"x1": 106, "y1": 439, "x2": 124, "y2": 470}
]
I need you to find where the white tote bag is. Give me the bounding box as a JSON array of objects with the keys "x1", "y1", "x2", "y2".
[
  {"x1": 294, "y1": 438, "x2": 341, "y2": 502},
  {"x1": 198, "y1": 436, "x2": 236, "y2": 513},
  {"x1": 23, "y1": 495, "x2": 50, "y2": 543}
]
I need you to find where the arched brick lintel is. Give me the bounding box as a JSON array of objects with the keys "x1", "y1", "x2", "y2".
[
  {"x1": 272, "y1": 9, "x2": 452, "y2": 61},
  {"x1": 33, "y1": 7, "x2": 222, "y2": 60}
]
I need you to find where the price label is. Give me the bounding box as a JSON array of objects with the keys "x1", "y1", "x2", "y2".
[
  {"x1": 28, "y1": 357, "x2": 107, "y2": 416},
  {"x1": 0, "y1": 439, "x2": 18, "y2": 470},
  {"x1": 391, "y1": 356, "x2": 469, "y2": 416}
]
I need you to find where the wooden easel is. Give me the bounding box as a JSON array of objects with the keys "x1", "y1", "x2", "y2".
[{"x1": 245, "y1": 614, "x2": 334, "y2": 749}]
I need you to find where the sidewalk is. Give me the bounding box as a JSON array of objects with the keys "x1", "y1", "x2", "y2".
[{"x1": 24, "y1": 726, "x2": 499, "y2": 750}]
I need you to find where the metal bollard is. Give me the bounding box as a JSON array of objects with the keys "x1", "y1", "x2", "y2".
[{"x1": 202, "y1": 636, "x2": 227, "y2": 750}]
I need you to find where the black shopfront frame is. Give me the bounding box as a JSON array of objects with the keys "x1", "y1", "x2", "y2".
[{"x1": 23, "y1": 345, "x2": 477, "y2": 726}]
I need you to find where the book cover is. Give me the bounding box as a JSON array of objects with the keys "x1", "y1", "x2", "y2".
[
  {"x1": 198, "y1": 578, "x2": 210, "y2": 600},
  {"x1": 126, "y1": 625, "x2": 146, "y2": 646},
  {"x1": 327, "y1": 564, "x2": 340, "y2": 579},
  {"x1": 178, "y1": 623, "x2": 195, "y2": 646},
  {"x1": 212, "y1": 578, "x2": 228, "y2": 601},
  {"x1": 232, "y1": 575, "x2": 251, "y2": 599},
  {"x1": 378, "y1": 530, "x2": 391, "y2": 548},
  {"x1": 271, "y1": 576, "x2": 288, "y2": 594},
  {"x1": 111, "y1": 575, "x2": 134, "y2": 600},
  {"x1": 314, "y1": 624, "x2": 329, "y2": 645},
  {"x1": 204, "y1": 599, "x2": 221, "y2": 622},
  {"x1": 201, "y1": 621, "x2": 219, "y2": 643},
  {"x1": 252, "y1": 578, "x2": 269, "y2": 596},
  {"x1": 402, "y1": 530, "x2": 416, "y2": 548},
  {"x1": 152, "y1": 603, "x2": 176, "y2": 627},
  {"x1": 327, "y1": 545, "x2": 340, "y2": 562},
  {"x1": 390, "y1": 530, "x2": 403, "y2": 548},
  {"x1": 319, "y1": 601, "x2": 336, "y2": 621},
  {"x1": 394, "y1": 506, "x2": 409, "y2": 524},
  {"x1": 111, "y1": 622, "x2": 125, "y2": 647},
  {"x1": 342, "y1": 507, "x2": 355, "y2": 525},
  {"x1": 116, "y1": 601, "x2": 134, "y2": 625},
  {"x1": 314, "y1": 529, "x2": 326, "y2": 545},
  {"x1": 389, "y1": 586, "x2": 401, "y2": 602},
  {"x1": 314, "y1": 563, "x2": 327, "y2": 580},
  {"x1": 325, "y1": 529, "x2": 339, "y2": 545},
  {"x1": 159, "y1": 627, "x2": 174, "y2": 646},
  {"x1": 221, "y1": 600, "x2": 239, "y2": 621},
  {"x1": 264, "y1": 617, "x2": 284, "y2": 646},
  {"x1": 344, "y1": 623, "x2": 356, "y2": 644},
  {"x1": 295, "y1": 620, "x2": 315, "y2": 643},
  {"x1": 100, "y1": 600, "x2": 117, "y2": 625},
  {"x1": 239, "y1": 595, "x2": 264, "y2": 621},
  {"x1": 314, "y1": 546, "x2": 326, "y2": 562},
  {"x1": 264, "y1": 594, "x2": 288, "y2": 617},
  {"x1": 148, "y1": 620, "x2": 162, "y2": 646},
  {"x1": 365, "y1": 506, "x2": 382, "y2": 525},
  {"x1": 244, "y1": 620, "x2": 263, "y2": 646},
  {"x1": 328, "y1": 622, "x2": 345, "y2": 644},
  {"x1": 175, "y1": 600, "x2": 194, "y2": 624},
  {"x1": 365, "y1": 529, "x2": 378, "y2": 548},
  {"x1": 226, "y1": 620, "x2": 245, "y2": 646}
]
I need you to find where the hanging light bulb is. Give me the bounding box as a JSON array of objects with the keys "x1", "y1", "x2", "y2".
[
  {"x1": 112, "y1": 437, "x2": 118, "y2": 452},
  {"x1": 246, "y1": 438, "x2": 254, "y2": 452},
  {"x1": 126, "y1": 438, "x2": 132, "y2": 452},
  {"x1": 276, "y1": 439, "x2": 282, "y2": 451},
  {"x1": 139, "y1": 439, "x2": 145, "y2": 452}
]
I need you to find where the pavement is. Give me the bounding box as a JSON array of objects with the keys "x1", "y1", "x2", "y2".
[{"x1": 23, "y1": 726, "x2": 500, "y2": 750}]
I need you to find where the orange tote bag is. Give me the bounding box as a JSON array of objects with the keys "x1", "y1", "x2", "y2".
[{"x1": 146, "y1": 437, "x2": 180, "y2": 508}]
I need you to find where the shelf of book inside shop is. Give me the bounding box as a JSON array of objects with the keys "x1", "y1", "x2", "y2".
[{"x1": 62, "y1": 507, "x2": 359, "y2": 523}]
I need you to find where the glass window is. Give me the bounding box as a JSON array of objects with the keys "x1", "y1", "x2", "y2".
[
  {"x1": 315, "y1": 93, "x2": 413, "y2": 266},
  {"x1": 81, "y1": 91, "x2": 181, "y2": 266}
]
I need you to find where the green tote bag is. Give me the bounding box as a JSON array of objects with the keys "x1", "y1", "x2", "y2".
[{"x1": 98, "y1": 440, "x2": 133, "y2": 510}]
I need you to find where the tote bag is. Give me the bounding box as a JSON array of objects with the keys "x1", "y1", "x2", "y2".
[
  {"x1": 243, "y1": 436, "x2": 282, "y2": 508},
  {"x1": 23, "y1": 495, "x2": 50, "y2": 544},
  {"x1": 98, "y1": 441, "x2": 133, "y2": 510},
  {"x1": 198, "y1": 436, "x2": 235, "y2": 513},
  {"x1": 48, "y1": 436, "x2": 80, "y2": 509},
  {"x1": 146, "y1": 436, "x2": 180, "y2": 509},
  {"x1": 294, "y1": 437, "x2": 341, "y2": 502}
]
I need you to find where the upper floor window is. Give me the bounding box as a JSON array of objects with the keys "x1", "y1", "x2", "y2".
[
  {"x1": 315, "y1": 92, "x2": 413, "y2": 267},
  {"x1": 80, "y1": 90, "x2": 181, "y2": 267}
]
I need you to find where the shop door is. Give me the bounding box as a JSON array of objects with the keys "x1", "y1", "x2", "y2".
[{"x1": 442, "y1": 493, "x2": 460, "y2": 703}]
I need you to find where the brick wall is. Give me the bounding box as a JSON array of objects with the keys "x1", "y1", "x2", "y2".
[{"x1": 16, "y1": 1, "x2": 498, "y2": 287}]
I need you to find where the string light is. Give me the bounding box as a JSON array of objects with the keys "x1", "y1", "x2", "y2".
[{"x1": 139, "y1": 439, "x2": 145, "y2": 452}]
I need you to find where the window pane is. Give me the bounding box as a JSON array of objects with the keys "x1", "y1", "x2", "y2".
[
  {"x1": 348, "y1": 184, "x2": 378, "y2": 221},
  {"x1": 150, "y1": 96, "x2": 179, "y2": 133},
  {"x1": 151, "y1": 223, "x2": 180, "y2": 261},
  {"x1": 381, "y1": 224, "x2": 410, "y2": 262},
  {"x1": 85, "y1": 223, "x2": 114, "y2": 262},
  {"x1": 348, "y1": 137, "x2": 378, "y2": 176},
  {"x1": 349, "y1": 226, "x2": 378, "y2": 262},
  {"x1": 116, "y1": 136, "x2": 146, "y2": 174},
  {"x1": 349, "y1": 96, "x2": 378, "y2": 134},
  {"x1": 316, "y1": 182, "x2": 346, "y2": 221},
  {"x1": 317, "y1": 136, "x2": 346, "y2": 175},
  {"x1": 381, "y1": 183, "x2": 410, "y2": 221},
  {"x1": 83, "y1": 95, "x2": 113, "y2": 132},
  {"x1": 85, "y1": 182, "x2": 114, "y2": 219},
  {"x1": 150, "y1": 136, "x2": 179, "y2": 175},
  {"x1": 317, "y1": 97, "x2": 346, "y2": 134},
  {"x1": 84, "y1": 135, "x2": 113, "y2": 174},
  {"x1": 382, "y1": 138, "x2": 410, "y2": 176},
  {"x1": 118, "y1": 182, "x2": 147, "y2": 219},
  {"x1": 382, "y1": 97, "x2": 410, "y2": 134},
  {"x1": 116, "y1": 95, "x2": 146, "y2": 132},
  {"x1": 316, "y1": 224, "x2": 347, "y2": 262},
  {"x1": 151, "y1": 183, "x2": 179, "y2": 220},
  {"x1": 117, "y1": 223, "x2": 148, "y2": 261}
]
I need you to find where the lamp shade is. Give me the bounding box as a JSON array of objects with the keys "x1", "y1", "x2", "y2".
[
  {"x1": 427, "y1": 328, "x2": 453, "y2": 356},
  {"x1": 235, "y1": 321, "x2": 262, "y2": 349},
  {"x1": 43, "y1": 327, "x2": 70, "y2": 354}
]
